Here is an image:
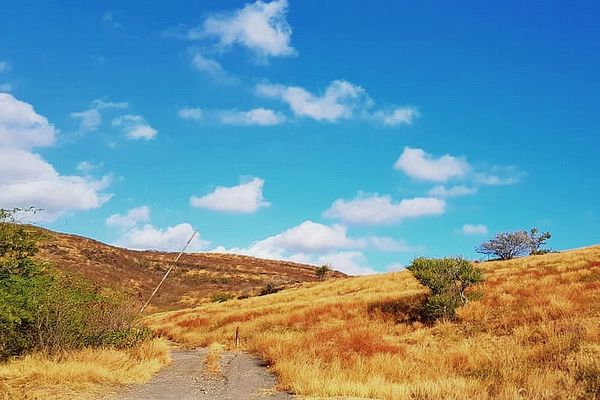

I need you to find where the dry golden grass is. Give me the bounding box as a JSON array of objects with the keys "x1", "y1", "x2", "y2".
[
  {"x1": 204, "y1": 342, "x2": 225, "y2": 375},
  {"x1": 147, "y1": 246, "x2": 600, "y2": 400},
  {"x1": 0, "y1": 338, "x2": 171, "y2": 400}
]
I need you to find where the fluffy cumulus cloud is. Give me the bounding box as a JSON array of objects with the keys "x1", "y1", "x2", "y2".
[
  {"x1": 461, "y1": 224, "x2": 488, "y2": 235},
  {"x1": 219, "y1": 108, "x2": 285, "y2": 125},
  {"x1": 115, "y1": 223, "x2": 210, "y2": 252},
  {"x1": 256, "y1": 80, "x2": 369, "y2": 122},
  {"x1": 196, "y1": 0, "x2": 295, "y2": 59},
  {"x1": 211, "y1": 220, "x2": 416, "y2": 275},
  {"x1": 0, "y1": 93, "x2": 56, "y2": 149},
  {"x1": 0, "y1": 94, "x2": 111, "y2": 221},
  {"x1": 178, "y1": 107, "x2": 203, "y2": 121},
  {"x1": 373, "y1": 106, "x2": 419, "y2": 126},
  {"x1": 428, "y1": 185, "x2": 478, "y2": 198},
  {"x1": 394, "y1": 147, "x2": 470, "y2": 182},
  {"x1": 323, "y1": 193, "x2": 445, "y2": 225},
  {"x1": 112, "y1": 114, "x2": 157, "y2": 140},
  {"x1": 190, "y1": 177, "x2": 270, "y2": 213},
  {"x1": 106, "y1": 206, "x2": 150, "y2": 228}
]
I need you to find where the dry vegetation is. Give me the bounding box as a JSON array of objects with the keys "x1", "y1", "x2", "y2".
[
  {"x1": 0, "y1": 338, "x2": 171, "y2": 400},
  {"x1": 32, "y1": 226, "x2": 343, "y2": 311},
  {"x1": 147, "y1": 246, "x2": 600, "y2": 400}
]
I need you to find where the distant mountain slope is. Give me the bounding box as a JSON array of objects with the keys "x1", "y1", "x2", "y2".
[{"x1": 29, "y1": 226, "x2": 344, "y2": 312}]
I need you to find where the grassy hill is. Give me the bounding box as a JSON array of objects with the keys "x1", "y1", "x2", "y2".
[
  {"x1": 28, "y1": 226, "x2": 344, "y2": 312},
  {"x1": 146, "y1": 245, "x2": 600, "y2": 400}
]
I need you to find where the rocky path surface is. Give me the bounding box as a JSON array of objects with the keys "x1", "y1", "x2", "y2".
[{"x1": 112, "y1": 348, "x2": 294, "y2": 400}]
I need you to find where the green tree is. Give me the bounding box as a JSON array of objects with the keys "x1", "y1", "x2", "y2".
[
  {"x1": 407, "y1": 257, "x2": 484, "y2": 321},
  {"x1": 476, "y1": 228, "x2": 552, "y2": 260},
  {"x1": 315, "y1": 264, "x2": 330, "y2": 281}
]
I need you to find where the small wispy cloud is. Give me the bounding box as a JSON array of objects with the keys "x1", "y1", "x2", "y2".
[
  {"x1": 178, "y1": 107, "x2": 203, "y2": 121},
  {"x1": 218, "y1": 108, "x2": 285, "y2": 126},
  {"x1": 111, "y1": 114, "x2": 157, "y2": 140}
]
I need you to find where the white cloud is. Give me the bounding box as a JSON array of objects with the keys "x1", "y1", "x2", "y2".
[
  {"x1": 256, "y1": 80, "x2": 369, "y2": 122},
  {"x1": 428, "y1": 185, "x2": 478, "y2": 198},
  {"x1": 318, "y1": 251, "x2": 376, "y2": 275},
  {"x1": 474, "y1": 166, "x2": 525, "y2": 186},
  {"x1": 106, "y1": 206, "x2": 150, "y2": 228},
  {"x1": 251, "y1": 221, "x2": 363, "y2": 253},
  {"x1": 92, "y1": 99, "x2": 129, "y2": 110},
  {"x1": 190, "y1": 177, "x2": 270, "y2": 213},
  {"x1": 102, "y1": 11, "x2": 122, "y2": 28},
  {"x1": 394, "y1": 147, "x2": 470, "y2": 182},
  {"x1": 190, "y1": 52, "x2": 236, "y2": 84},
  {"x1": 70, "y1": 99, "x2": 129, "y2": 132},
  {"x1": 197, "y1": 0, "x2": 295, "y2": 59},
  {"x1": 0, "y1": 94, "x2": 111, "y2": 221},
  {"x1": 0, "y1": 149, "x2": 111, "y2": 221},
  {"x1": 323, "y1": 193, "x2": 445, "y2": 225},
  {"x1": 76, "y1": 161, "x2": 102, "y2": 174},
  {"x1": 219, "y1": 108, "x2": 285, "y2": 125},
  {"x1": 461, "y1": 224, "x2": 488, "y2": 235},
  {"x1": 373, "y1": 106, "x2": 419, "y2": 126},
  {"x1": 178, "y1": 107, "x2": 203, "y2": 121},
  {"x1": 115, "y1": 223, "x2": 210, "y2": 252},
  {"x1": 112, "y1": 114, "x2": 157, "y2": 140},
  {"x1": 0, "y1": 93, "x2": 56, "y2": 149},
  {"x1": 71, "y1": 108, "x2": 101, "y2": 132},
  {"x1": 368, "y1": 236, "x2": 417, "y2": 252},
  {"x1": 0, "y1": 61, "x2": 11, "y2": 73},
  {"x1": 211, "y1": 220, "x2": 417, "y2": 275}
]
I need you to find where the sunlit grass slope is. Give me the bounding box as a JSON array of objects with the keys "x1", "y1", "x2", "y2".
[
  {"x1": 147, "y1": 246, "x2": 600, "y2": 400},
  {"x1": 0, "y1": 338, "x2": 171, "y2": 400}
]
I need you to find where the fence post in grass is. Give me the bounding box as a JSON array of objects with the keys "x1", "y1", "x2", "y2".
[{"x1": 235, "y1": 326, "x2": 240, "y2": 348}]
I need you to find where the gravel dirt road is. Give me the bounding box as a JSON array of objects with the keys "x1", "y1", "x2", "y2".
[{"x1": 113, "y1": 348, "x2": 294, "y2": 400}]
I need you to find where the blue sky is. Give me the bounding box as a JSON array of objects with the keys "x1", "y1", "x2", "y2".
[{"x1": 0, "y1": 0, "x2": 598, "y2": 274}]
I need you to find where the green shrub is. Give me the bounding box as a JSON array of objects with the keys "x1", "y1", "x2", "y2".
[
  {"x1": 258, "y1": 283, "x2": 280, "y2": 296},
  {"x1": 210, "y1": 292, "x2": 234, "y2": 303},
  {"x1": 0, "y1": 209, "x2": 150, "y2": 360},
  {"x1": 407, "y1": 257, "x2": 484, "y2": 321},
  {"x1": 315, "y1": 265, "x2": 330, "y2": 281}
]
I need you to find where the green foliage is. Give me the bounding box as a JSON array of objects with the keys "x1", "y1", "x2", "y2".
[
  {"x1": 258, "y1": 283, "x2": 281, "y2": 296},
  {"x1": 407, "y1": 257, "x2": 484, "y2": 321},
  {"x1": 210, "y1": 292, "x2": 234, "y2": 303},
  {"x1": 0, "y1": 209, "x2": 149, "y2": 360},
  {"x1": 315, "y1": 265, "x2": 330, "y2": 281}
]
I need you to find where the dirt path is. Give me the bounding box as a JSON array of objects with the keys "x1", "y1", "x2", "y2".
[{"x1": 112, "y1": 348, "x2": 294, "y2": 400}]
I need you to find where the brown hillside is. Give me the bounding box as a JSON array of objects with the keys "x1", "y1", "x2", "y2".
[{"x1": 29, "y1": 226, "x2": 344, "y2": 312}]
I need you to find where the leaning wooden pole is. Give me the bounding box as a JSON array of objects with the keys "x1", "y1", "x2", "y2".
[{"x1": 140, "y1": 229, "x2": 198, "y2": 313}]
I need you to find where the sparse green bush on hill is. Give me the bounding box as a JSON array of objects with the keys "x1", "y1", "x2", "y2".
[
  {"x1": 258, "y1": 283, "x2": 280, "y2": 296},
  {"x1": 0, "y1": 209, "x2": 150, "y2": 361},
  {"x1": 315, "y1": 264, "x2": 330, "y2": 281},
  {"x1": 210, "y1": 292, "x2": 234, "y2": 303},
  {"x1": 407, "y1": 257, "x2": 484, "y2": 321}
]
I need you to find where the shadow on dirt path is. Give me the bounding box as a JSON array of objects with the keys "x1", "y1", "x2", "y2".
[{"x1": 111, "y1": 348, "x2": 294, "y2": 400}]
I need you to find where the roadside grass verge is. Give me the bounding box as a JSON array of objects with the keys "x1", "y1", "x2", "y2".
[{"x1": 0, "y1": 338, "x2": 171, "y2": 400}]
